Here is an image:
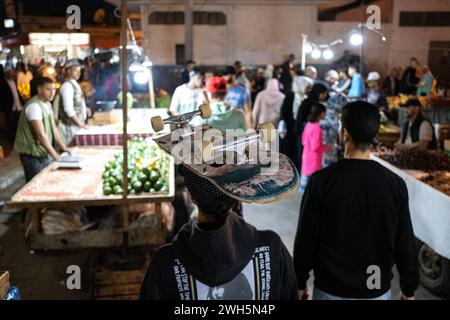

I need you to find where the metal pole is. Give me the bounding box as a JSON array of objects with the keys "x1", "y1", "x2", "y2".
[
  {"x1": 148, "y1": 68, "x2": 156, "y2": 108},
  {"x1": 120, "y1": 0, "x2": 130, "y2": 234},
  {"x1": 184, "y1": 0, "x2": 194, "y2": 62},
  {"x1": 359, "y1": 1, "x2": 364, "y2": 78},
  {"x1": 301, "y1": 33, "x2": 308, "y2": 71}
]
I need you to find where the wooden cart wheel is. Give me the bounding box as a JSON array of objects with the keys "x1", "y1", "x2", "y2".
[
  {"x1": 198, "y1": 103, "x2": 212, "y2": 119},
  {"x1": 257, "y1": 122, "x2": 276, "y2": 143},
  {"x1": 151, "y1": 116, "x2": 164, "y2": 132}
]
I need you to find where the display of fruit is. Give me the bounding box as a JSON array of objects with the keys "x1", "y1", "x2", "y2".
[
  {"x1": 380, "y1": 149, "x2": 450, "y2": 171},
  {"x1": 419, "y1": 171, "x2": 450, "y2": 196},
  {"x1": 102, "y1": 137, "x2": 170, "y2": 195},
  {"x1": 378, "y1": 123, "x2": 401, "y2": 134}
]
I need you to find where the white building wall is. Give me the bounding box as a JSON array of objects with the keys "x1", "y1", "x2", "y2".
[
  {"x1": 141, "y1": 0, "x2": 450, "y2": 73},
  {"x1": 388, "y1": 0, "x2": 450, "y2": 70}
]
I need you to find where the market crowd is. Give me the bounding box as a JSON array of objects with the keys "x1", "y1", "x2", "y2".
[
  {"x1": 141, "y1": 53, "x2": 440, "y2": 301},
  {"x1": 0, "y1": 52, "x2": 439, "y2": 300}
]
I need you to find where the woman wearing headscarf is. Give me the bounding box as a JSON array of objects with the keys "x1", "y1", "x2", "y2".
[
  {"x1": 279, "y1": 76, "x2": 313, "y2": 169},
  {"x1": 252, "y1": 79, "x2": 285, "y2": 128},
  {"x1": 296, "y1": 83, "x2": 329, "y2": 174}
]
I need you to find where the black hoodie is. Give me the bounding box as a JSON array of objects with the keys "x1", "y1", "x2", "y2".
[{"x1": 140, "y1": 212, "x2": 298, "y2": 300}]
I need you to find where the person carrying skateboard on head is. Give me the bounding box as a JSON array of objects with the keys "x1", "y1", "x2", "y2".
[{"x1": 140, "y1": 165, "x2": 298, "y2": 300}]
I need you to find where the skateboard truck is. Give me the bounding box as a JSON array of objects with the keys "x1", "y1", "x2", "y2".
[
  {"x1": 151, "y1": 103, "x2": 212, "y2": 132},
  {"x1": 196, "y1": 122, "x2": 276, "y2": 163}
]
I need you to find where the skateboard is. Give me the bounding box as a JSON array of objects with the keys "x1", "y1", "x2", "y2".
[{"x1": 150, "y1": 105, "x2": 299, "y2": 203}]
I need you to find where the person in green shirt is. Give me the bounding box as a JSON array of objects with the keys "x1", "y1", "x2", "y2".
[
  {"x1": 202, "y1": 76, "x2": 246, "y2": 133},
  {"x1": 14, "y1": 77, "x2": 69, "y2": 181}
]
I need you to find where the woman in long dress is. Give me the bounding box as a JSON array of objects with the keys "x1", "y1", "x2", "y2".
[{"x1": 279, "y1": 76, "x2": 313, "y2": 170}]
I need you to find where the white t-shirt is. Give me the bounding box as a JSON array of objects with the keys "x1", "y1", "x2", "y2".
[
  {"x1": 169, "y1": 84, "x2": 204, "y2": 115},
  {"x1": 60, "y1": 79, "x2": 87, "y2": 118},
  {"x1": 25, "y1": 100, "x2": 52, "y2": 121},
  {"x1": 405, "y1": 120, "x2": 433, "y2": 144}
]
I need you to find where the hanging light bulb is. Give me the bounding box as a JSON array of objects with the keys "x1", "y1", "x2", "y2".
[
  {"x1": 134, "y1": 69, "x2": 149, "y2": 84},
  {"x1": 304, "y1": 42, "x2": 313, "y2": 54},
  {"x1": 350, "y1": 33, "x2": 363, "y2": 46},
  {"x1": 323, "y1": 48, "x2": 334, "y2": 60},
  {"x1": 381, "y1": 36, "x2": 387, "y2": 42},
  {"x1": 311, "y1": 48, "x2": 321, "y2": 59}
]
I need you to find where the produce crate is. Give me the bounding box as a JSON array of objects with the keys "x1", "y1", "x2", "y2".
[
  {"x1": 93, "y1": 257, "x2": 150, "y2": 300},
  {"x1": 377, "y1": 131, "x2": 401, "y2": 148},
  {"x1": 88, "y1": 110, "x2": 122, "y2": 125}
]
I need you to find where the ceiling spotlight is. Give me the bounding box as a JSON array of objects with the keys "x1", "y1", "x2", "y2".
[
  {"x1": 381, "y1": 36, "x2": 387, "y2": 42},
  {"x1": 350, "y1": 33, "x2": 363, "y2": 46},
  {"x1": 311, "y1": 48, "x2": 321, "y2": 59}
]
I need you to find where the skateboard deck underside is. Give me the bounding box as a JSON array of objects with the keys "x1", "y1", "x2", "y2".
[{"x1": 153, "y1": 128, "x2": 299, "y2": 203}]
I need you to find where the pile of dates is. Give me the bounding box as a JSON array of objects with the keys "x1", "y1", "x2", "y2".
[{"x1": 379, "y1": 149, "x2": 450, "y2": 171}]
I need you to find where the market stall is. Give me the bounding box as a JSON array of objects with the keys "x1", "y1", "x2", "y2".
[
  {"x1": 372, "y1": 150, "x2": 450, "y2": 296},
  {"x1": 7, "y1": 146, "x2": 174, "y2": 250},
  {"x1": 77, "y1": 108, "x2": 168, "y2": 146}
]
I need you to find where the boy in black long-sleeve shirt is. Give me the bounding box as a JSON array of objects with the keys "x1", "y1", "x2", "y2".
[{"x1": 294, "y1": 101, "x2": 419, "y2": 300}]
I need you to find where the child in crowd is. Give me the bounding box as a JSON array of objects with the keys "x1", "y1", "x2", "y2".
[{"x1": 299, "y1": 103, "x2": 329, "y2": 193}]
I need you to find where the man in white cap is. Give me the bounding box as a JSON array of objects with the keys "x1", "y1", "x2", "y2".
[
  {"x1": 56, "y1": 59, "x2": 89, "y2": 145},
  {"x1": 363, "y1": 71, "x2": 387, "y2": 111}
]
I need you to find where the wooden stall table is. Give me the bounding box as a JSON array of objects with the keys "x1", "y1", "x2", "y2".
[{"x1": 6, "y1": 146, "x2": 175, "y2": 251}]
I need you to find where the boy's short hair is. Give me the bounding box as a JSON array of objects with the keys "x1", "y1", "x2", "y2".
[
  {"x1": 341, "y1": 101, "x2": 380, "y2": 151},
  {"x1": 35, "y1": 76, "x2": 54, "y2": 88}
]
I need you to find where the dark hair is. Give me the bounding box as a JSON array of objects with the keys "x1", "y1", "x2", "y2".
[
  {"x1": 309, "y1": 83, "x2": 329, "y2": 102},
  {"x1": 35, "y1": 76, "x2": 54, "y2": 88},
  {"x1": 308, "y1": 103, "x2": 326, "y2": 122},
  {"x1": 17, "y1": 62, "x2": 27, "y2": 73},
  {"x1": 348, "y1": 64, "x2": 359, "y2": 72},
  {"x1": 410, "y1": 57, "x2": 419, "y2": 63},
  {"x1": 224, "y1": 66, "x2": 236, "y2": 76},
  {"x1": 196, "y1": 194, "x2": 238, "y2": 218},
  {"x1": 341, "y1": 101, "x2": 380, "y2": 151},
  {"x1": 211, "y1": 91, "x2": 227, "y2": 100}
]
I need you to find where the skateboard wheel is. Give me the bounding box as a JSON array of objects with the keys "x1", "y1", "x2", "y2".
[
  {"x1": 151, "y1": 116, "x2": 164, "y2": 132},
  {"x1": 257, "y1": 122, "x2": 276, "y2": 142},
  {"x1": 200, "y1": 141, "x2": 215, "y2": 162},
  {"x1": 199, "y1": 103, "x2": 212, "y2": 119}
]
